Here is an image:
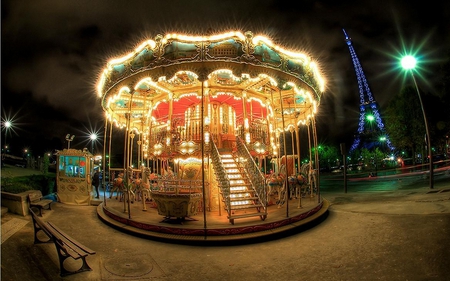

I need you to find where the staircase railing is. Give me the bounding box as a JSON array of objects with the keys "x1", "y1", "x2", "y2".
[
  {"x1": 210, "y1": 140, "x2": 231, "y2": 216},
  {"x1": 235, "y1": 136, "x2": 268, "y2": 211}
]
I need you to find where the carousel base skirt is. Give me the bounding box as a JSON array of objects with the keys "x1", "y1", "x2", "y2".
[{"x1": 97, "y1": 196, "x2": 329, "y2": 245}]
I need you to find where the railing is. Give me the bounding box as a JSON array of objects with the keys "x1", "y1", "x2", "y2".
[
  {"x1": 151, "y1": 179, "x2": 205, "y2": 195},
  {"x1": 210, "y1": 141, "x2": 232, "y2": 216},
  {"x1": 235, "y1": 136, "x2": 268, "y2": 210},
  {"x1": 236, "y1": 119, "x2": 269, "y2": 143},
  {"x1": 150, "y1": 179, "x2": 205, "y2": 217}
]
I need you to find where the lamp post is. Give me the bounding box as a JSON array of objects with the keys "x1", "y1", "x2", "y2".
[{"x1": 401, "y1": 55, "x2": 433, "y2": 189}]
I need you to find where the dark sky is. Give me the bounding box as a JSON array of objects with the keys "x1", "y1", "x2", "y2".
[{"x1": 2, "y1": 0, "x2": 450, "y2": 154}]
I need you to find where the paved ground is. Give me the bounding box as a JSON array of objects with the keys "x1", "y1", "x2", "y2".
[{"x1": 2, "y1": 165, "x2": 450, "y2": 280}]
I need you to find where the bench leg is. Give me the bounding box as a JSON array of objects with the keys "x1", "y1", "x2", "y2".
[
  {"x1": 53, "y1": 243, "x2": 93, "y2": 277},
  {"x1": 38, "y1": 204, "x2": 52, "y2": 216},
  {"x1": 31, "y1": 219, "x2": 52, "y2": 244},
  {"x1": 59, "y1": 256, "x2": 93, "y2": 277},
  {"x1": 31, "y1": 206, "x2": 44, "y2": 217}
]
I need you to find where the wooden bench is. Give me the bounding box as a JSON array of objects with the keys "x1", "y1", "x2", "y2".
[
  {"x1": 28, "y1": 191, "x2": 53, "y2": 217},
  {"x1": 29, "y1": 208, "x2": 96, "y2": 277}
]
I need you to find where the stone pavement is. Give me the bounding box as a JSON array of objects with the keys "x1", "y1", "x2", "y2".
[{"x1": 1, "y1": 173, "x2": 450, "y2": 280}]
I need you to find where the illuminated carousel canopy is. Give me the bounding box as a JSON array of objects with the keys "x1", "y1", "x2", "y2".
[{"x1": 97, "y1": 31, "x2": 325, "y2": 128}]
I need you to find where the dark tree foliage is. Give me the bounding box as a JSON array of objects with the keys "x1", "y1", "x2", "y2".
[{"x1": 385, "y1": 86, "x2": 426, "y2": 163}]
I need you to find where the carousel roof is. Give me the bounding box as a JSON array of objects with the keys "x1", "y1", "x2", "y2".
[{"x1": 96, "y1": 31, "x2": 326, "y2": 130}]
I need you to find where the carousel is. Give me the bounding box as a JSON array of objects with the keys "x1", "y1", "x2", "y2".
[{"x1": 96, "y1": 30, "x2": 328, "y2": 241}]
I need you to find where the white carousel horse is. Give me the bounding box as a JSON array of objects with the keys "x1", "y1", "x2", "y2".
[
  {"x1": 267, "y1": 173, "x2": 283, "y2": 197},
  {"x1": 288, "y1": 175, "x2": 298, "y2": 199},
  {"x1": 300, "y1": 163, "x2": 318, "y2": 197},
  {"x1": 136, "y1": 167, "x2": 151, "y2": 211}
]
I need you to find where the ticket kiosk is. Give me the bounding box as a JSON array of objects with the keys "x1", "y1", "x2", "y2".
[{"x1": 56, "y1": 148, "x2": 93, "y2": 205}]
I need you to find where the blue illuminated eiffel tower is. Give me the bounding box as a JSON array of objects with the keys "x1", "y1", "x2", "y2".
[{"x1": 343, "y1": 29, "x2": 394, "y2": 153}]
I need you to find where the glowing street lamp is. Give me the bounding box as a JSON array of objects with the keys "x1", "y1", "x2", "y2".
[
  {"x1": 90, "y1": 133, "x2": 98, "y2": 154},
  {"x1": 4, "y1": 121, "x2": 11, "y2": 130},
  {"x1": 401, "y1": 55, "x2": 433, "y2": 189},
  {"x1": 2, "y1": 120, "x2": 12, "y2": 151}
]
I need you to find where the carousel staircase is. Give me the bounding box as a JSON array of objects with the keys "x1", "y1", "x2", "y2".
[{"x1": 211, "y1": 141, "x2": 267, "y2": 225}]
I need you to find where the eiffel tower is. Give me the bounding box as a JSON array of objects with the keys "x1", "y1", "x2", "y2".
[{"x1": 343, "y1": 29, "x2": 394, "y2": 153}]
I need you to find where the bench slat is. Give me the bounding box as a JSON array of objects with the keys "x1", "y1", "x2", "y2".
[
  {"x1": 41, "y1": 223, "x2": 85, "y2": 259},
  {"x1": 28, "y1": 192, "x2": 43, "y2": 202},
  {"x1": 30, "y1": 199, "x2": 53, "y2": 207},
  {"x1": 47, "y1": 222, "x2": 96, "y2": 255},
  {"x1": 30, "y1": 209, "x2": 54, "y2": 239}
]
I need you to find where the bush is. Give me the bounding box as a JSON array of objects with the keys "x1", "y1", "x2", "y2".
[
  {"x1": 1, "y1": 174, "x2": 56, "y2": 195},
  {"x1": 28, "y1": 175, "x2": 56, "y2": 195},
  {"x1": 1, "y1": 182, "x2": 34, "y2": 193}
]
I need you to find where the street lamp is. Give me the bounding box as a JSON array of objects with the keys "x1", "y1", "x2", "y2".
[
  {"x1": 2, "y1": 120, "x2": 12, "y2": 152},
  {"x1": 65, "y1": 134, "x2": 75, "y2": 149},
  {"x1": 401, "y1": 55, "x2": 433, "y2": 189},
  {"x1": 90, "y1": 133, "x2": 97, "y2": 154}
]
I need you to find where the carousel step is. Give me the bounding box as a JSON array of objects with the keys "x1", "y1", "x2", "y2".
[
  {"x1": 229, "y1": 212, "x2": 264, "y2": 220},
  {"x1": 229, "y1": 196, "x2": 259, "y2": 201},
  {"x1": 224, "y1": 169, "x2": 243, "y2": 173},
  {"x1": 229, "y1": 183, "x2": 252, "y2": 187},
  {"x1": 229, "y1": 204, "x2": 263, "y2": 210},
  {"x1": 229, "y1": 190, "x2": 255, "y2": 194},
  {"x1": 220, "y1": 189, "x2": 255, "y2": 194},
  {"x1": 230, "y1": 185, "x2": 254, "y2": 189},
  {"x1": 229, "y1": 181, "x2": 251, "y2": 184},
  {"x1": 222, "y1": 196, "x2": 259, "y2": 202},
  {"x1": 226, "y1": 171, "x2": 246, "y2": 175}
]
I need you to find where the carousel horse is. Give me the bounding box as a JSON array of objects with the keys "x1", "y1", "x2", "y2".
[
  {"x1": 161, "y1": 166, "x2": 175, "y2": 180},
  {"x1": 109, "y1": 172, "x2": 135, "y2": 203},
  {"x1": 266, "y1": 171, "x2": 286, "y2": 207},
  {"x1": 114, "y1": 176, "x2": 135, "y2": 203},
  {"x1": 278, "y1": 164, "x2": 289, "y2": 206},
  {"x1": 149, "y1": 172, "x2": 158, "y2": 184},
  {"x1": 288, "y1": 175, "x2": 298, "y2": 199},
  {"x1": 109, "y1": 173, "x2": 124, "y2": 199},
  {"x1": 300, "y1": 163, "x2": 318, "y2": 197},
  {"x1": 135, "y1": 167, "x2": 151, "y2": 210},
  {"x1": 267, "y1": 173, "x2": 281, "y2": 196},
  {"x1": 288, "y1": 173, "x2": 308, "y2": 199}
]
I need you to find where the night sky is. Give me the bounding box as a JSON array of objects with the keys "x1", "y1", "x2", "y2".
[{"x1": 2, "y1": 0, "x2": 450, "y2": 156}]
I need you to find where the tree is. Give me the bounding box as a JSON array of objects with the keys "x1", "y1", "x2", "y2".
[
  {"x1": 42, "y1": 153, "x2": 50, "y2": 175},
  {"x1": 317, "y1": 144, "x2": 340, "y2": 170},
  {"x1": 436, "y1": 49, "x2": 450, "y2": 154},
  {"x1": 385, "y1": 86, "x2": 426, "y2": 164}
]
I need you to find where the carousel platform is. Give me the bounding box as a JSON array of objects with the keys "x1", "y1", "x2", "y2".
[{"x1": 96, "y1": 192, "x2": 329, "y2": 245}]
